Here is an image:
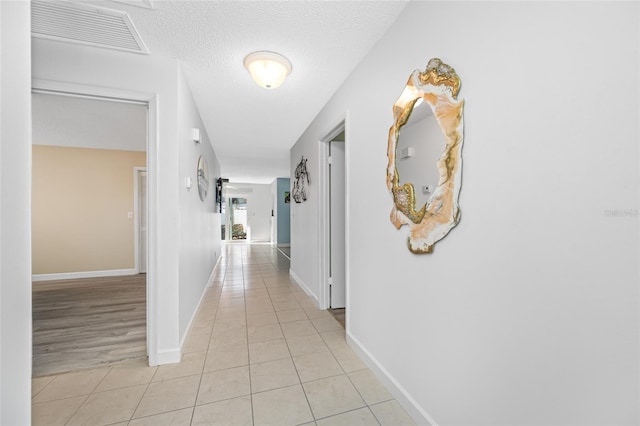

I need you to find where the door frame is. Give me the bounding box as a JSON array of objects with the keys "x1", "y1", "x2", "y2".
[
  {"x1": 32, "y1": 79, "x2": 158, "y2": 362},
  {"x1": 133, "y1": 167, "x2": 147, "y2": 274},
  {"x1": 318, "y1": 115, "x2": 348, "y2": 312}
]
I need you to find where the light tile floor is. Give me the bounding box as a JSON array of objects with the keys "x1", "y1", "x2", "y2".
[{"x1": 32, "y1": 243, "x2": 416, "y2": 426}]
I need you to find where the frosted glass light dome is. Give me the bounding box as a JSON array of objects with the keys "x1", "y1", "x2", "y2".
[{"x1": 244, "y1": 51, "x2": 292, "y2": 89}]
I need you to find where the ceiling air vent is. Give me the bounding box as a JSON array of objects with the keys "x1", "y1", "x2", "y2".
[{"x1": 31, "y1": 0, "x2": 149, "y2": 54}]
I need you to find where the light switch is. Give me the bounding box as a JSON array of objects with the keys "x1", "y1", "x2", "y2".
[{"x1": 127, "y1": 211, "x2": 133, "y2": 219}]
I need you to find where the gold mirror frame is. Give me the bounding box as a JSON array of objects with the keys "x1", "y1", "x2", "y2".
[{"x1": 386, "y1": 58, "x2": 465, "y2": 254}]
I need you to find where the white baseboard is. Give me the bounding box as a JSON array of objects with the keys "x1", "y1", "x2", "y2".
[
  {"x1": 180, "y1": 260, "x2": 223, "y2": 351},
  {"x1": 208, "y1": 255, "x2": 223, "y2": 288},
  {"x1": 346, "y1": 332, "x2": 437, "y2": 426},
  {"x1": 289, "y1": 269, "x2": 318, "y2": 307},
  {"x1": 32, "y1": 268, "x2": 137, "y2": 282}
]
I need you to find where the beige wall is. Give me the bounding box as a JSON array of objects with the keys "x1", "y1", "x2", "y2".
[{"x1": 32, "y1": 145, "x2": 146, "y2": 274}]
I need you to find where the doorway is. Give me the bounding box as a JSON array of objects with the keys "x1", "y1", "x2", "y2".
[
  {"x1": 31, "y1": 90, "x2": 151, "y2": 375},
  {"x1": 222, "y1": 195, "x2": 249, "y2": 241},
  {"x1": 229, "y1": 197, "x2": 248, "y2": 240},
  {"x1": 319, "y1": 120, "x2": 347, "y2": 324},
  {"x1": 329, "y1": 135, "x2": 346, "y2": 309}
]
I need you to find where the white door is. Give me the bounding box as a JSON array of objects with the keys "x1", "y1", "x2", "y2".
[
  {"x1": 329, "y1": 141, "x2": 346, "y2": 308},
  {"x1": 138, "y1": 171, "x2": 147, "y2": 273}
]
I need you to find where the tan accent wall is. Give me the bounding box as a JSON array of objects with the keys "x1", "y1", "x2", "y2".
[{"x1": 32, "y1": 145, "x2": 146, "y2": 274}]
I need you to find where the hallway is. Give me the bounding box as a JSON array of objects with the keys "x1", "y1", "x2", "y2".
[{"x1": 31, "y1": 244, "x2": 415, "y2": 425}]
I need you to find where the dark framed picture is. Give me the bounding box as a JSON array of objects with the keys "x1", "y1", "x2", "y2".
[{"x1": 284, "y1": 191, "x2": 290, "y2": 204}]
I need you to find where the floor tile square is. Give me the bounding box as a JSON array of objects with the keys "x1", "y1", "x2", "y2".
[
  {"x1": 197, "y1": 366, "x2": 250, "y2": 405},
  {"x1": 252, "y1": 384, "x2": 313, "y2": 426},
  {"x1": 183, "y1": 330, "x2": 212, "y2": 353},
  {"x1": 249, "y1": 339, "x2": 291, "y2": 364},
  {"x1": 250, "y1": 358, "x2": 300, "y2": 393},
  {"x1": 320, "y1": 330, "x2": 346, "y2": 349},
  {"x1": 281, "y1": 320, "x2": 318, "y2": 339},
  {"x1": 244, "y1": 281, "x2": 267, "y2": 289},
  {"x1": 273, "y1": 300, "x2": 302, "y2": 311},
  {"x1": 192, "y1": 396, "x2": 253, "y2": 426},
  {"x1": 348, "y1": 369, "x2": 394, "y2": 405},
  {"x1": 330, "y1": 346, "x2": 367, "y2": 373},
  {"x1": 370, "y1": 400, "x2": 416, "y2": 425},
  {"x1": 294, "y1": 352, "x2": 344, "y2": 383},
  {"x1": 67, "y1": 384, "x2": 147, "y2": 425},
  {"x1": 31, "y1": 376, "x2": 54, "y2": 398},
  {"x1": 215, "y1": 308, "x2": 246, "y2": 321},
  {"x1": 310, "y1": 316, "x2": 343, "y2": 332},
  {"x1": 286, "y1": 333, "x2": 330, "y2": 357},
  {"x1": 302, "y1": 375, "x2": 365, "y2": 419},
  {"x1": 276, "y1": 308, "x2": 308, "y2": 323},
  {"x1": 217, "y1": 298, "x2": 245, "y2": 309},
  {"x1": 32, "y1": 368, "x2": 109, "y2": 403},
  {"x1": 304, "y1": 308, "x2": 334, "y2": 320},
  {"x1": 246, "y1": 303, "x2": 275, "y2": 315},
  {"x1": 133, "y1": 375, "x2": 200, "y2": 419},
  {"x1": 316, "y1": 407, "x2": 379, "y2": 425},
  {"x1": 247, "y1": 311, "x2": 279, "y2": 327},
  {"x1": 213, "y1": 317, "x2": 247, "y2": 332},
  {"x1": 32, "y1": 396, "x2": 85, "y2": 426},
  {"x1": 210, "y1": 326, "x2": 248, "y2": 347},
  {"x1": 248, "y1": 324, "x2": 284, "y2": 343},
  {"x1": 128, "y1": 407, "x2": 194, "y2": 425},
  {"x1": 153, "y1": 351, "x2": 206, "y2": 382},
  {"x1": 95, "y1": 361, "x2": 157, "y2": 392},
  {"x1": 204, "y1": 342, "x2": 249, "y2": 372}
]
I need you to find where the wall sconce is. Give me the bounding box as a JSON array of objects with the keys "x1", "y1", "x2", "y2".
[
  {"x1": 191, "y1": 128, "x2": 201, "y2": 143},
  {"x1": 243, "y1": 51, "x2": 292, "y2": 89},
  {"x1": 400, "y1": 147, "x2": 415, "y2": 159}
]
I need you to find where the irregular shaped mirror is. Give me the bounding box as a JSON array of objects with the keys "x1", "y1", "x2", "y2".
[
  {"x1": 197, "y1": 155, "x2": 209, "y2": 201},
  {"x1": 395, "y1": 99, "x2": 446, "y2": 209},
  {"x1": 386, "y1": 58, "x2": 464, "y2": 253}
]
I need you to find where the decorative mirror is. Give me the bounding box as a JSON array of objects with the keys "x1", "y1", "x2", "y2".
[
  {"x1": 197, "y1": 155, "x2": 209, "y2": 201},
  {"x1": 386, "y1": 58, "x2": 465, "y2": 253}
]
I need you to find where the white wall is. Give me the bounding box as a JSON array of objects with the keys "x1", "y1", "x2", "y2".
[
  {"x1": 0, "y1": 1, "x2": 32, "y2": 424},
  {"x1": 227, "y1": 183, "x2": 272, "y2": 242},
  {"x1": 32, "y1": 38, "x2": 222, "y2": 364},
  {"x1": 290, "y1": 2, "x2": 639, "y2": 424},
  {"x1": 289, "y1": 145, "x2": 319, "y2": 297},
  {"x1": 32, "y1": 93, "x2": 147, "y2": 152},
  {"x1": 177, "y1": 68, "x2": 221, "y2": 340}
]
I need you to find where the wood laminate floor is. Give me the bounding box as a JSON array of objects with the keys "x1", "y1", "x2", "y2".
[{"x1": 32, "y1": 274, "x2": 147, "y2": 377}]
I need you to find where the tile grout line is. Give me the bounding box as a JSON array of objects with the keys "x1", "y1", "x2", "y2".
[
  {"x1": 60, "y1": 365, "x2": 114, "y2": 425},
  {"x1": 240, "y1": 245, "x2": 257, "y2": 426},
  {"x1": 127, "y1": 337, "x2": 162, "y2": 423},
  {"x1": 265, "y1": 245, "x2": 319, "y2": 423},
  {"x1": 190, "y1": 254, "x2": 228, "y2": 424}
]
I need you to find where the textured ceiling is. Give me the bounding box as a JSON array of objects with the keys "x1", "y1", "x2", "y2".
[{"x1": 89, "y1": 0, "x2": 409, "y2": 183}]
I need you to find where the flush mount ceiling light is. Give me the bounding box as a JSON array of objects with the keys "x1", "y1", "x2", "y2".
[{"x1": 243, "y1": 51, "x2": 292, "y2": 89}]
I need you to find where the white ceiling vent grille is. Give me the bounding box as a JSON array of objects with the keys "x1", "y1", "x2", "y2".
[{"x1": 31, "y1": 0, "x2": 149, "y2": 54}]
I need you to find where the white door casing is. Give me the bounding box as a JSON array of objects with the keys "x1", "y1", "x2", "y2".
[
  {"x1": 32, "y1": 80, "x2": 157, "y2": 364},
  {"x1": 329, "y1": 141, "x2": 346, "y2": 308},
  {"x1": 135, "y1": 168, "x2": 147, "y2": 274}
]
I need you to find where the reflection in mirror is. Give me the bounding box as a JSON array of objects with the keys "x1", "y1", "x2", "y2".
[
  {"x1": 395, "y1": 99, "x2": 446, "y2": 209},
  {"x1": 386, "y1": 58, "x2": 464, "y2": 254}
]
